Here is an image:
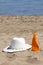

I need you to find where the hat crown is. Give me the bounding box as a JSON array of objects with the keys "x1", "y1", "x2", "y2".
[{"x1": 10, "y1": 37, "x2": 25, "y2": 49}]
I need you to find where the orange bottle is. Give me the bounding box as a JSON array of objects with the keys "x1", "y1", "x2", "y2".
[{"x1": 32, "y1": 33, "x2": 40, "y2": 51}]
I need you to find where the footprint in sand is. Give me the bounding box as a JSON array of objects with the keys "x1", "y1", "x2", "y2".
[
  {"x1": 26, "y1": 56, "x2": 42, "y2": 64},
  {"x1": 6, "y1": 53, "x2": 17, "y2": 61}
]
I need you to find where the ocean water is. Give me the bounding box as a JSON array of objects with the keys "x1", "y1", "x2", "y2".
[{"x1": 0, "y1": 0, "x2": 43, "y2": 15}]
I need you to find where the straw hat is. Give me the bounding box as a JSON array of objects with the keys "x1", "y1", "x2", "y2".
[{"x1": 3, "y1": 37, "x2": 31, "y2": 52}]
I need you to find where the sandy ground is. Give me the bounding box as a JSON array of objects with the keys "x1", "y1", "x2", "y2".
[{"x1": 0, "y1": 16, "x2": 43, "y2": 65}]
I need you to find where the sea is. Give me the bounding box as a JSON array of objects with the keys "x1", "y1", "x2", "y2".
[{"x1": 0, "y1": 0, "x2": 43, "y2": 15}]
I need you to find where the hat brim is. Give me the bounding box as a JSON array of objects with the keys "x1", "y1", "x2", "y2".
[{"x1": 3, "y1": 44, "x2": 31, "y2": 52}]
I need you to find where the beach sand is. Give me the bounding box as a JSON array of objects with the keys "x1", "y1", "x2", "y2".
[{"x1": 0, "y1": 16, "x2": 43, "y2": 65}]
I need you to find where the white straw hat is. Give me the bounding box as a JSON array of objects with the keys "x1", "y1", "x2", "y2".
[{"x1": 3, "y1": 37, "x2": 31, "y2": 52}]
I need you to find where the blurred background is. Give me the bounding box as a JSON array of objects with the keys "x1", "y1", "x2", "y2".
[{"x1": 0, "y1": 0, "x2": 43, "y2": 15}]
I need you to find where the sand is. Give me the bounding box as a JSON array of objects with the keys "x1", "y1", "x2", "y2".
[{"x1": 0, "y1": 16, "x2": 43, "y2": 65}]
